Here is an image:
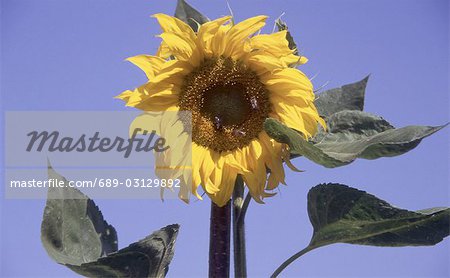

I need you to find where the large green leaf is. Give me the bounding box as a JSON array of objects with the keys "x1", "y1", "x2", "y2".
[
  {"x1": 42, "y1": 165, "x2": 179, "y2": 277},
  {"x1": 174, "y1": 0, "x2": 209, "y2": 32},
  {"x1": 308, "y1": 184, "x2": 449, "y2": 248},
  {"x1": 314, "y1": 76, "x2": 368, "y2": 117},
  {"x1": 312, "y1": 110, "x2": 446, "y2": 161},
  {"x1": 68, "y1": 225, "x2": 179, "y2": 278},
  {"x1": 264, "y1": 118, "x2": 343, "y2": 168},
  {"x1": 264, "y1": 112, "x2": 446, "y2": 168},
  {"x1": 42, "y1": 164, "x2": 118, "y2": 266},
  {"x1": 271, "y1": 183, "x2": 449, "y2": 277}
]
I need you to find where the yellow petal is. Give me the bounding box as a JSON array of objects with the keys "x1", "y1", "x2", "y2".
[
  {"x1": 139, "y1": 89, "x2": 180, "y2": 111},
  {"x1": 271, "y1": 100, "x2": 324, "y2": 138},
  {"x1": 242, "y1": 171, "x2": 265, "y2": 204},
  {"x1": 152, "y1": 14, "x2": 203, "y2": 65},
  {"x1": 192, "y1": 143, "x2": 206, "y2": 199},
  {"x1": 270, "y1": 94, "x2": 310, "y2": 108},
  {"x1": 156, "y1": 41, "x2": 172, "y2": 59},
  {"x1": 231, "y1": 146, "x2": 250, "y2": 173},
  {"x1": 285, "y1": 158, "x2": 303, "y2": 172},
  {"x1": 200, "y1": 149, "x2": 220, "y2": 194},
  {"x1": 115, "y1": 89, "x2": 134, "y2": 103},
  {"x1": 280, "y1": 54, "x2": 307, "y2": 67},
  {"x1": 197, "y1": 16, "x2": 232, "y2": 56},
  {"x1": 259, "y1": 132, "x2": 286, "y2": 186},
  {"x1": 209, "y1": 24, "x2": 232, "y2": 56},
  {"x1": 126, "y1": 55, "x2": 165, "y2": 80},
  {"x1": 208, "y1": 165, "x2": 238, "y2": 207},
  {"x1": 249, "y1": 31, "x2": 293, "y2": 56},
  {"x1": 158, "y1": 32, "x2": 196, "y2": 61},
  {"x1": 178, "y1": 180, "x2": 191, "y2": 203},
  {"x1": 270, "y1": 104, "x2": 311, "y2": 137},
  {"x1": 266, "y1": 173, "x2": 280, "y2": 191},
  {"x1": 250, "y1": 140, "x2": 267, "y2": 187},
  {"x1": 246, "y1": 52, "x2": 286, "y2": 75},
  {"x1": 222, "y1": 15, "x2": 268, "y2": 58},
  {"x1": 117, "y1": 86, "x2": 147, "y2": 107},
  {"x1": 147, "y1": 59, "x2": 192, "y2": 87},
  {"x1": 211, "y1": 155, "x2": 225, "y2": 189},
  {"x1": 261, "y1": 68, "x2": 315, "y2": 101},
  {"x1": 129, "y1": 112, "x2": 163, "y2": 136},
  {"x1": 152, "y1": 13, "x2": 196, "y2": 42}
]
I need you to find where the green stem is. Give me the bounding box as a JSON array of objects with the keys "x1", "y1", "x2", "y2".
[
  {"x1": 232, "y1": 175, "x2": 247, "y2": 278},
  {"x1": 270, "y1": 246, "x2": 315, "y2": 278},
  {"x1": 236, "y1": 192, "x2": 251, "y2": 227},
  {"x1": 209, "y1": 200, "x2": 231, "y2": 278}
]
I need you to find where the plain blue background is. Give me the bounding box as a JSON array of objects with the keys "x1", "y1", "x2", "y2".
[{"x1": 1, "y1": 0, "x2": 449, "y2": 277}]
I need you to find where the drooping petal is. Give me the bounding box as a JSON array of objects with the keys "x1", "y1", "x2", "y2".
[
  {"x1": 192, "y1": 143, "x2": 207, "y2": 199},
  {"x1": 258, "y1": 132, "x2": 286, "y2": 188},
  {"x1": 242, "y1": 171, "x2": 264, "y2": 204},
  {"x1": 231, "y1": 145, "x2": 251, "y2": 173},
  {"x1": 200, "y1": 149, "x2": 220, "y2": 194},
  {"x1": 208, "y1": 165, "x2": 238, "y2": 207}
]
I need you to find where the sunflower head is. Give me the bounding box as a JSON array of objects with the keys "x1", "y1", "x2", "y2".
[
  {"x1": 117, "y1": 13, "x2": 325, "y2": 206},
  {"x1": 180, "y1": 56, "x2": 271, "y2": 152}
]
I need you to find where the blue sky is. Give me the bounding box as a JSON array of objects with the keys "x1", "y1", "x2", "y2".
[{"x1": 1, "y1": 0, "x2": 449, "y2": 277}]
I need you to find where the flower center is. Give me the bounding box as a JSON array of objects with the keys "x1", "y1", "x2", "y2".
[
  {"x1": 201, "y1": 84, "x2": 250, "y2": 126},
  {"x1": 179, "y1": 57, "x2": 271, "y2": 152}
]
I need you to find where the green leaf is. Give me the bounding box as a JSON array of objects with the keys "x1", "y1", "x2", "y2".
[
  {"x1": 314, "y1": 76, "x2": 368, "y2": 118},
  {"x1": 275, "y1": 17, "x2": 298, "y2": 56},
  {"x1": 264, "y1": 118, "x2": 343, "y2": 168},
  {"x1": 42, "y1": 165, "x2": 179, "y2": 277},
  {"x1": 68, "y1": 225, "x2": 179, "y2": 278},
  {"x1": 175, "y1": 0, "x2": 209, "y2": 32},
  {"x1": 264, "y1": 112, "x2": 446, "y2": 168},
  {"x1": 271, "y1": 184, "x2": 449, "y2": 277},
  {"x1": 42, "y1": 164, "x2": 118, "y2": 266},
  {"x1": 307, "y1": 184, "x2": 450, "y2": 248}
]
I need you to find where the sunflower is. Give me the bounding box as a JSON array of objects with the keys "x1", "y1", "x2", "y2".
[{"x1": 117, "y1": 14, "x2": 325, "y2": 207}]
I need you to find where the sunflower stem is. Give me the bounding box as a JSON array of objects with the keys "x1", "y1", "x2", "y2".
[
  {"x1": 232, "y1": 175, "x2": 248, "y2": 278},
  {"x1": 236, "y1": 192, "x2": 252, "y2": 227},
  {"x1": 209, "y1": 200, "x2": 231, "y2": 278}
]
